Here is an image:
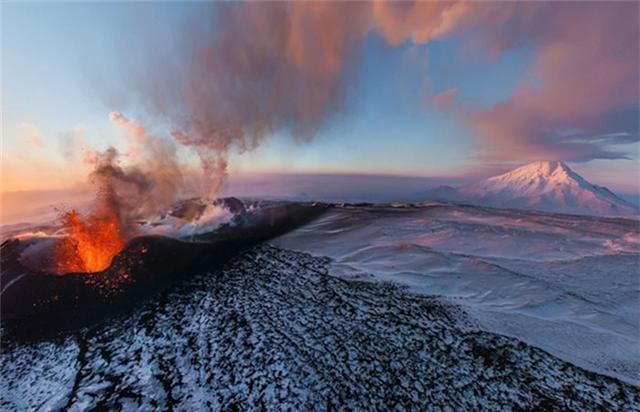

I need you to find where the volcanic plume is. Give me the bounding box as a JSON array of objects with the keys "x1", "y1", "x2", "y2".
[
  {"x1": 52, "y1": 1, "x2": 637, "y2": 274},
  {"x1": 111, "y1": 1, "x2": 637, "y2": 196},
  {"x1": 52, "y1": 148, "x2": 138, "y2": 273},
  {"x1": 53, "y1": 115, "x2": 183, "y2": 274},
  {"x1": 122, "y1": 2, "x2": 477, "y2": 198}
]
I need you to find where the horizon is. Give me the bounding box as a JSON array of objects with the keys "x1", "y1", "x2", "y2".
[{"x1": 3, "y1": 164, "x2": 639, "y2": 228}]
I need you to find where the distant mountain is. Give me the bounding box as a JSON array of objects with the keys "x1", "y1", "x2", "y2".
[{"x1": 425, "y1": 161, "x2": 639, "y2": 216}]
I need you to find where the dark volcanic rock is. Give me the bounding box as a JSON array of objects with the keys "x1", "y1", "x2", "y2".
[
  {"x1": 0, "y1": 202, "x2": 327, "y2": 338},
  {"x1": 1, "y1": 245, "x2": 637, "y2": 411}
]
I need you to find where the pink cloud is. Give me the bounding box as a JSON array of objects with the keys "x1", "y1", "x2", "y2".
[{"x1": 464, "y1": 2, "x2": 639, "y2": 161}]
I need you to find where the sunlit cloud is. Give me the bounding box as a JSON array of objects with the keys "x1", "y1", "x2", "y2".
[{"x1": 461, "y1": 2, "x2": 639, "y2": 162}]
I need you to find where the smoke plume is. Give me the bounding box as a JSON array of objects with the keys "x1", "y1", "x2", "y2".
[
  {"x1": 108, "y1": 112, "x2": 183, "y2": 217},
  {"x1": 120, "y1": 1, "x2": 473, "y2": 198},
  {"x1": 73, "y1": 113, "x2": 182, "y2": 232},
  {"x1": 114, "y1": 1, "x2": 637, "y2": 194}
]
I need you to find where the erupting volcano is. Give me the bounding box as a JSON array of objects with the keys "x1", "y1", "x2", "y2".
[
  {"x1": 50, "y1": 146, "x2": 146, "y2": 275},
  {"x1": 53, "y1": 195, "x2": 127, "y2": 274},
  {"x1": 2, "y1": 1, "x2": 639, "y2": 410}
]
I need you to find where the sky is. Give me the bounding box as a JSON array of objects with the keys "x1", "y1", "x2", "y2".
[{"x1": 2, "y1": 1, "x2": 639, "y2": 196}]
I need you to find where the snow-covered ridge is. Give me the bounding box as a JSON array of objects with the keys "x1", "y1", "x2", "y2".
[{"x1": 427, "y1": 161, "x2": 638, "y2": 216}]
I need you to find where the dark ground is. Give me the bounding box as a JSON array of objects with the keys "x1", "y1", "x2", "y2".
[{"x1": 1, "y1": 245, "x2": 638, "y2": 411}]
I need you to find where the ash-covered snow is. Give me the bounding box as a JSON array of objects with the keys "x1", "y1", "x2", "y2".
[
  {"x1": 2, "y1": 245, "x2": 638, "y2": 410},
  {"x1": 272, "y1": 203, "x2": 640, "y2": 385}
]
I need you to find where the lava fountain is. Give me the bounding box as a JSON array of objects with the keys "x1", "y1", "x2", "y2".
[
  {"x1": 52, "y1": 182, "x2": 128, "y2": 274},
  {"x1": 53, "y1": 200, "x2": 126, "y2": 274},
  {"x1": 51, "y1": 148, "x2": 142, "y2": 275}
]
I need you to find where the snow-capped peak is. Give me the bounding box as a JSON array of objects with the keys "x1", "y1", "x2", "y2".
[
  {"x1": 470, "y1": 161, "x2": 591, "y2": 197},
  {"x1": 494, "y1": 160, "x2": 575, "y2": 183},
  {"x1": 427, "y1": 161, "x2": 638, "y2": 216}
]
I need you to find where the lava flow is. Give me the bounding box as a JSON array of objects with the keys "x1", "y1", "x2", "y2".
[{"x1": 53, "y1": 193, "x2": 127, "y2": 275}]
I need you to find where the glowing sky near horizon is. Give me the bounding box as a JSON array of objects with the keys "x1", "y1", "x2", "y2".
[{"x1": 2, "y1": 2, "x2": 639, "y2": 194}]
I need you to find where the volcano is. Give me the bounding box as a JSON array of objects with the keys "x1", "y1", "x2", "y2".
[
  {"x1": 0, "y1": 198, "x2": 328, "y2": 338},
  {"x1": 426, "y1": 161, "x2": 638, "y2": 216}
]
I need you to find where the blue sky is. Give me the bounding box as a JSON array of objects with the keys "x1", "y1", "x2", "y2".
[{"x1": 2, "y1": 2, "x2": 638, "y2": 194}]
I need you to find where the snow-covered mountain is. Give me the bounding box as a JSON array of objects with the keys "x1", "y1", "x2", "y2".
[{"x1": 426, "y1": 161, "x2": 638, "y2": 216}]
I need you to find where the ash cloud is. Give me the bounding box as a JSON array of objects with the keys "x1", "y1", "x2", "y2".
[
  {"x1": 73, "y1": 114, "x2": 183, "y2": 235},
  {"x1": 109, "y1": 1, "x2": 638, "y2": 191},
  {"x1": 106, "y1": 113, "x2": 183, "y2": 221},
  {"x1": 114, "y1": 1, "x2": 471, "y2": 198}
]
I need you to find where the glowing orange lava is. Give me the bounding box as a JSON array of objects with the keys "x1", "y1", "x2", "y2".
[{"x1": 53, "y1": 207, "x2": 127, "y2": 274}]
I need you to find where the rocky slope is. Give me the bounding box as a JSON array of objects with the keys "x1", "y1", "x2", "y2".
[{"x1": 2, "y1": 245, "x2": 638, "y2": 411}]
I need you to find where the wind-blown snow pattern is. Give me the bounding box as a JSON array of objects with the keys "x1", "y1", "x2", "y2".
[
  {"x1": 1, "y1": 245, "x2": 638, "y2": 410},
  {"x1": 273, "y1": 203, "x2": 640, "y2": 386},
  {"x1": 426, "y1": 161, "x2": 638, "y2": 216}
]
